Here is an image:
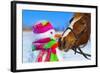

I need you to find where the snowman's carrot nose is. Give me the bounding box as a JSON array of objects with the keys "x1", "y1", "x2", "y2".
[{"x1": 54, "y1": 34, "x2": 62, "y2": 39}]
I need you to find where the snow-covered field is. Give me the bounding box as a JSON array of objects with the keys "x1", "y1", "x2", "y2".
[{"x1": 23, "y1": 31, "x2": 91, "y2": 63}]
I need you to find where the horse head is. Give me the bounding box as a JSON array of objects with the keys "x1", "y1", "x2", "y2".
[{"x1": 58, "y1": 13, "x2": 91, "y2": 59}]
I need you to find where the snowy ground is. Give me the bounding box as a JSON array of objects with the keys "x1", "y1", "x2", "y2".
[{"x1": 23, "y1": 31, "x2": 91, "y2": 63}]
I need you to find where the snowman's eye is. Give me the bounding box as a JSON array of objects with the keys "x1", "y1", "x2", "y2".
[{"x1": 50, "y1": 32, "x2": 53, "y2": 34}]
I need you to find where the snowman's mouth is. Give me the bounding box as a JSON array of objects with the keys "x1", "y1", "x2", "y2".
[{"x1": 33, "y1": 38, "x2": 51, "y2": 43}]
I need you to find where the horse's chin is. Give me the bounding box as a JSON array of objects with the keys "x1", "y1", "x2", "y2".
[
  {"x1": 58, "y1": 48, "x2": 64, "y2": 51},
  {"x1": 64, "y1": 49, "x2": 69, "y2": 52},
  {"x1": 63, "y1": 45, "x2": 74, "y2": 52}
]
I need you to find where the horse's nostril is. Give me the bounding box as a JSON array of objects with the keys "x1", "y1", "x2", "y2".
[
  {"x1": 63, "y1": 37, "x2": 67, "y2": 48},
  {"x1": 58, "y1": 38, "x2": 61, "y2": 47},
  {"x1": 64, "y1": 40, "x2": 66, "y2": 47},
  {"x1": 58, "y1": 37, "x2": 64, "y2": 50}
]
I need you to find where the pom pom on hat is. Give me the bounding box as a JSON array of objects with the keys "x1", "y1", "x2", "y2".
[{"x1": 32, "y1": 20, "x2": 54, "y2": 33}]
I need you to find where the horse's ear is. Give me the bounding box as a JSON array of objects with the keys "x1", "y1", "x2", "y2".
[{"x1": 69, "y1": 17, "x2": 74, "y2": 23}]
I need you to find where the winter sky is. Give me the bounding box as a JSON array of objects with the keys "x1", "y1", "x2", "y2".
[{"x1": 22, "y1": 10, "x2": 74, "y2": 31}]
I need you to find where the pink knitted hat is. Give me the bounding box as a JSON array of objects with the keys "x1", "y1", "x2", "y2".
[{"x1": 32, "y1": 20, "x2": 54, "y2": 33}]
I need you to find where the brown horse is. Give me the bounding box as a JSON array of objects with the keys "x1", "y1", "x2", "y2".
[{"x1": 58, "y1": 13, "x2": 91, "y2": 59}]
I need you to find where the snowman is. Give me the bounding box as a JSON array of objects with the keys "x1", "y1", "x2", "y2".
[{"x1": 32, "y1": 20, "x2": 63, "y2": 62}]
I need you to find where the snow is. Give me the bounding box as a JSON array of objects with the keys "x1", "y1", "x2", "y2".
[{"x1": 23, "y1": 31, "x2": 91, "y2": 63}]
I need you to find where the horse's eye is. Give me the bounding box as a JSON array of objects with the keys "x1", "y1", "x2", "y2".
[
  {"x1": 63, "y1": 38, "x2": 66, "y2": 48},
  {"x1": 80, "y1": 21, "x2": 85, "y2": 25},
  {"x1": 79, "y1": 20, "x2": 85, "y2": 25}
]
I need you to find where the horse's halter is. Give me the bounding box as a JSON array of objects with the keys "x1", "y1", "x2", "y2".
[{"x1": 58, "y1": 17, "x2": 91, "y2": 59}]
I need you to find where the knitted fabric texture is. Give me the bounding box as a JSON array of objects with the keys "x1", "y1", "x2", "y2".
[{"x1": 32, "y1": 21, "x2": 54, "y2": 33}]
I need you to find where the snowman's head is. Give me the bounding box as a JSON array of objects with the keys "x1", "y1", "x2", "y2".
[{"x1": 32, "y1": 20, "x2": 55, "y2": 41}]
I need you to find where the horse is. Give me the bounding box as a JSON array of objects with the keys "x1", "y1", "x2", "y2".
[{"x1": 58, "y1": 13, "x2": 91, "y2": 59}]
